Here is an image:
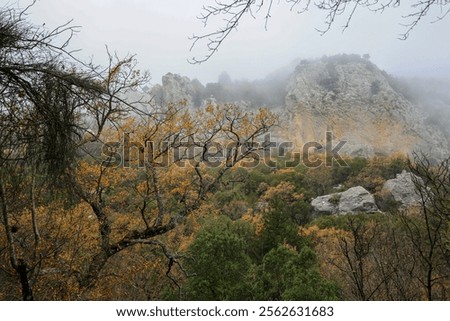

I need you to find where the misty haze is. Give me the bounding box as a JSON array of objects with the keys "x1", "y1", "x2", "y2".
[{"x1": 0, "y1": 0, "x2": 449, "y2": 306}]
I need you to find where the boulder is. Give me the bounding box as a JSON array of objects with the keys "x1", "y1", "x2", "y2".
[
  {"x1": 311, "y1": 186, "x2": 379, "y2": 216},
  {"x1": 338, "y1": 186, "x2": 379, "y2": 214},
  {"x1": 381, "y1": 170, "x2": 422, "y2": 208},
  {"x1": 311, "y1": 194, "x2": 340, "y2": 215}
]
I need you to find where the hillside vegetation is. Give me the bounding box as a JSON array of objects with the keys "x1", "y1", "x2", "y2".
[{"x1": 1, "y1": 4, "x2": 448, "y2": 301}]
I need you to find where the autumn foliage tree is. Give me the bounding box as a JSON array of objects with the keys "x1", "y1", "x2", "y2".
[
  {"x1": 67, "y1": 101, "x2": 277, "y2": 295},
  {"x1": 305, "y1": 154, "x2": 449, "y2": 301},
  {"x1": 401, "y1": 153, "x2": 449, "y2": 300},
  {"x1": 0, "y1": 2, "x2": 275, "y2": 300},
  {"x1": 0, "y1": 2, "x2": 105, "y2": 300}
]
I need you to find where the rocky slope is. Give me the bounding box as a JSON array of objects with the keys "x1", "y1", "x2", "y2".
[
  {"x1": 150, "y1": 55, "x2": 450, "y2": 160},
  {"x1": 281, "y1": 55, "x2": 450, "y2": 160}
]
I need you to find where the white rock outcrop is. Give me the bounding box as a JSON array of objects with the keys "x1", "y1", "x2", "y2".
[
  {"x1": 381, "y1": 170, "x2": 422, "y2": 208},
  {"x1": 311, "y1": 186, "x2": 379, "y2": 216}
]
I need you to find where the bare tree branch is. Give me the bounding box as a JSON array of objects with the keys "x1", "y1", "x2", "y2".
[{"x1": 190, "y1": 0, "x2": 447, "y2": 63}]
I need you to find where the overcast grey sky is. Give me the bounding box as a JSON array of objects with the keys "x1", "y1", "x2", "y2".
[{"x1": 22, "y1": 0, "x2": 450, "y2": 84}]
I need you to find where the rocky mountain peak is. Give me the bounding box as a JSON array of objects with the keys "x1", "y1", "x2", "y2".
[
  {"x1": 282, "y1": 55, "x2": 449, "y2": 160},
  {"x1": 148, "y1": 55, "x2": 449, "y2": 161},
  {"x1": 151, "y1": 73, "x2": 204, "y2": 107}
]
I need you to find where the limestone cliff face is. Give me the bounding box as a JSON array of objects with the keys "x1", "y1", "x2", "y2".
[
  {"x1": 150, "y1": 56, "x2": 449, "y2": 160},
  {"x1": 151, "y1": 73, "x2": 204, "y2": 107},
  {"x1": 282, "y1": 56, "x2": 449, "y2": 160}
]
